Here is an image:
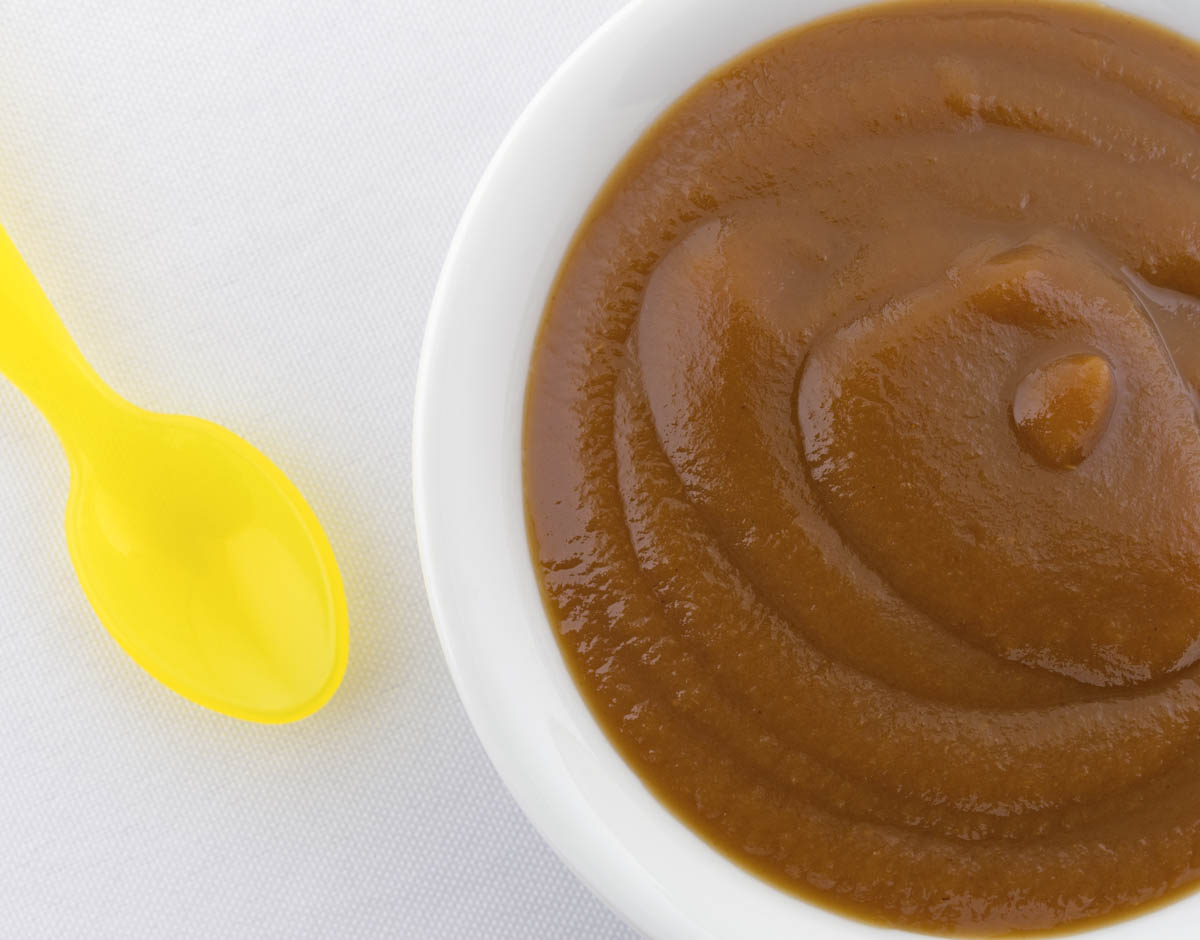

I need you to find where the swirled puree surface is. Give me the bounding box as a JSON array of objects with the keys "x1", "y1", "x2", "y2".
[{"x1": 524, "y1": 1, "x2": 1200, "y2": 933}]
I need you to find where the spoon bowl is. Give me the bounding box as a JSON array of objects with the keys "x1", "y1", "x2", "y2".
[{"x1": 69, "y1": 410, "x2": 347, "y2": 722}]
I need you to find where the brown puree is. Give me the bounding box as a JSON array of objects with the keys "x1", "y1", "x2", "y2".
[{"x1": 523, "y1": 1, "x2": 1200, "y2": 933}]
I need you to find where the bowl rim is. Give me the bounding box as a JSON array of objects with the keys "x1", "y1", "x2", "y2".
[{"x1": 413, "y1": 0, "x2": 1200, "y2": 937}]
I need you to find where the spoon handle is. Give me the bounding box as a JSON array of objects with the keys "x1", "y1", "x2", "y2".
[{"x1": 0, "y1": 225, "x2": 122, "y2": 454}]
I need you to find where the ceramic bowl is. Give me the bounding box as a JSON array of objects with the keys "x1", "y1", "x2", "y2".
[{"x1": 413, "y1": 0, "x2": 1199, "y2": 935}]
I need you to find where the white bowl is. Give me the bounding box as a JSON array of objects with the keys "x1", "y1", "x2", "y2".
[{"x1": 413, "y1": 0, "x2": 1200, "y2": 936}]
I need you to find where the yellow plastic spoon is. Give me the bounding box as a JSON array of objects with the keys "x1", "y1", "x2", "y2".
[{"x1": 0, "y1": 224, "x2": 348, "y2": 723}]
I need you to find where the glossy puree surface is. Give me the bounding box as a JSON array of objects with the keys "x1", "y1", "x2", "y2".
[{"x1": 525, "y1": 2, "x2": 1200, "y2": 932}]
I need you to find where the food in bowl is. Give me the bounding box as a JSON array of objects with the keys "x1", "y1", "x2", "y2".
[{"x1": 524, "y1": 0, "x2": 1200, "y2": 933}]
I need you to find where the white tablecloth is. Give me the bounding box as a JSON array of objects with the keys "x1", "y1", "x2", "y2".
[{"x1": 0, "y1": 2, "x2": 634, "y2": 936}]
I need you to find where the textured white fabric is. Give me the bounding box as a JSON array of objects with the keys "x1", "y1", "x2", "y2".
[{"x1": 0, "y1": 2, "x2": 634, "y2": 937}]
